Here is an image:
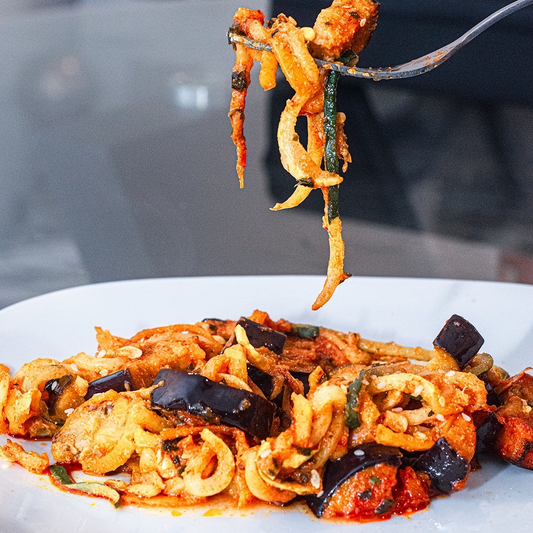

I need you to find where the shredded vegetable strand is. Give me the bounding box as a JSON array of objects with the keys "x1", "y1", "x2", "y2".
[{"x1": 312, "y1": 70, "x2": 350, "y2": 310}]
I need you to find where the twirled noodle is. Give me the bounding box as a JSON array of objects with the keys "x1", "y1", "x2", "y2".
[
  {"x1": 131, "y1": 323, "x2": 223, "y2": 353},
  {"x1": 182, "y1": 429, "x2": 235, "y2": 497},
  {"x1": 270, "y1": 184, "x2": 313, "y2": 211},
  {"x1": 51, "y1": 390, "x2": 168, "y2": 475},
  {"x1": 376, "y1": 388, "x2": 405, "y2": 411},
  {"x1": 309, "y1": 384, "x2": 346, "y2": 445},
  {"x1": 367, "y1": 374, "x2": 448, "y2": 415},
  {"x1": 375, "y1": 424, "x2": 435, "y2": 452},
  {"x1": 277, "y1": 94, "x2": 343, "y2": 188},
  {"x1": 243, "y1": 447, "x2": 297, "y2": 503},
  {"x1": 234, "y1": 324, "x2": 278, "y2": 372},
  {"x1": 291, "y1": 393, "x2": 313, "y2": 446},
  {"x1": 269, "y1": 108, "x2": 323, "y2": 211},
  {"x1": 358, "y1": 338, "x2": 436, "y2": 361},
  {"x1": 201, "y1": 344, "x2": 249, "y2": 384},
  {"x1": 255, "y1": 381, "x2": 348, "y2": 487},
  {"x1": 320, "y1": 329, "x2": 373, "y2": 365},
  {"x1": 302, "y1": 405, "x2": 347, "y2": 469},
  {"x1": 255, "y1": 441, "x2": 321, "y2": 495},
  {"x1": 244, "y1": 18, "x2": 277, "y2": 90}
]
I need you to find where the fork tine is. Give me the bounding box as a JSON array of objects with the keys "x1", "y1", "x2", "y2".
[{"x1": 227, "y1": 31, "x2": 272, "y2": 53}]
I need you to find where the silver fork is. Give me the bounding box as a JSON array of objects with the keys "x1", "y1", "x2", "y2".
[{"x1": 228, "y1": 0, "x2": 533, "y2": 80}]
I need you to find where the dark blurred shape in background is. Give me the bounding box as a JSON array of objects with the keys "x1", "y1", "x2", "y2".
[
  {"x1": 269, "y1": 0, "x2": 533, "y2": 254},
  {"x1": 0, "y1": 0, "x2": 531, "y2": 308}
]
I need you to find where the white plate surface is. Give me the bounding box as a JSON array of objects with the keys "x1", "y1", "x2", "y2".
[{"x1": 1, "y1": 275, "x2": 533, "y2": 532}]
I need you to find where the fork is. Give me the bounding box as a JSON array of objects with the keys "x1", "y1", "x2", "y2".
[{"x1": 227, "y1": 0, "x2": 533, "y2": 80}]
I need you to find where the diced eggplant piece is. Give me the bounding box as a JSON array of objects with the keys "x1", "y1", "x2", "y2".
[
  {"x1": 494, "y1": 414, "x2": 533, "y2": 469},
  {"x1": 290, "y1": 370, "x2": 311, "y2": 396},
  {"x1": 45, "y1": 375, "x2": 72, "y2": 408},
  {"x1": 247, "y1": 364, "x2": 311, "y2": 398},
  {"x1": 433, "y1": 315, "x2": 484, "y2": 369},
  {"x1": 485, "y1": 383, "x2": 502, "y2": 407},
  {"x1": 236, "y1": 317, "x2": 287, "y2": 355},
  {"x1": 247, "y1": 364, "x2": 275, "y2": 398},
  {"x1": 412, "y1": 437, "x2": 469, "y2": 494},
  {"x1": 306, "y1": 443, "x2": 403, "y2": 518},
  {"x1": 150, "y1": 368, "x2": 276, "y2": 440},
  {"x1": 474, "y1": 411, "x2": 503, "y2": 455},
  {"x1": 85, "y1": 369, "x2": 135, "y2": 400}
]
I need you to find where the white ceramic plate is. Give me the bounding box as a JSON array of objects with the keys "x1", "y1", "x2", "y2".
[{"x1": 1, "y1": 275, "x2": 533, "y2": 533}]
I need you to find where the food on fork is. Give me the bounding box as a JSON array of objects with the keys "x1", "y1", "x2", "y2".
[{"x1": 228, "y1": 1, "x2": 379, "y2": 310}]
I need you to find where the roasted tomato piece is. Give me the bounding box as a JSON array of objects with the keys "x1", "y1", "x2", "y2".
[
  {"x1": 495, "y1": 391, "x2": 533, "y2": 469},
  {"x1": 321, "y1": 463, "x2": 398, "y2": 520},
  {"x1": 392, "y1": 466, "x2": 430, "y2": 516},
  {"x1": 497, "y1": 371, "x2": 533, "y2": 405},
  {"x1": 495, "y1": 415, "x2": 533, "y2": 469},
  {"x1": 309, "y1": 0, "x2": 380, "y2": 61},
  {"x1": 493, "y1": 371, "x2": 533, "y2": 469}
]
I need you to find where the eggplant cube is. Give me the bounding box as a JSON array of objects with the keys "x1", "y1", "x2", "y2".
[
  {"x1": 151, "y1": 368, "x2": 276, "y2": 440},
  {"x1": 246, "y1": 364, "x2": 275, "y2": 398},
  {"x1": 85, "y1": 369, "x2": 135, "y2": 400},
  {"x1": 236, "y1": 317, "x2": 287, "y2": 355},
  {"x1": 45, "y1": 375, "x2": 73, "y2": 407},
  {"x1": 475, "y1": 411, "x2": 503, "y2": 455},
  {"x1": 433, "y1": 315, "x2": 484, "y2": 369},
  {"x1": 413, "y1": 437, "x2": 469, "y2": 494}
]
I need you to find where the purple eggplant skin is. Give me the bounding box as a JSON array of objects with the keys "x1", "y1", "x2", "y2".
[
  {"x1": 290, "y1": 371, "x2": 311, "y2": 396},
  {"x1": 85, "y1": 369, "x2": 135, "y2": 400},
  {"x1": 150, "y1": 368, "x2": 276, "y2": 440},
  {"x1": 45, "y1": 375, "x2": 73, "y2": 408},
  {"x1": 433, "y1": 315, "x2": 484, "y2": 370},
  {"x1": 247, "y1": 364, "x2": 275, "y2": 399},
  {"x1": 247, "y1": 365, "x2": 311, "y2": 398},
  {"x1": 485, "y1": 383, "x2": 502, "y2": 407},
  {"x1": 475, "y1": 411, "x2": 503, "y2": 455},
  {"x1": 305, "y1": 443, "x2": 403, "y2": 518},
  {"x1": 235, "y1": 317, "x2": 287, "y2": 355},
  {"x1": 412, "y1": 437, "x2": 469, "y2": 494}
]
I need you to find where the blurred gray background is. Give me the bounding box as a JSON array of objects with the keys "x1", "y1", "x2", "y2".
[{"x1": 0, "y1": 0, "x2": 532, "y2": 308}]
